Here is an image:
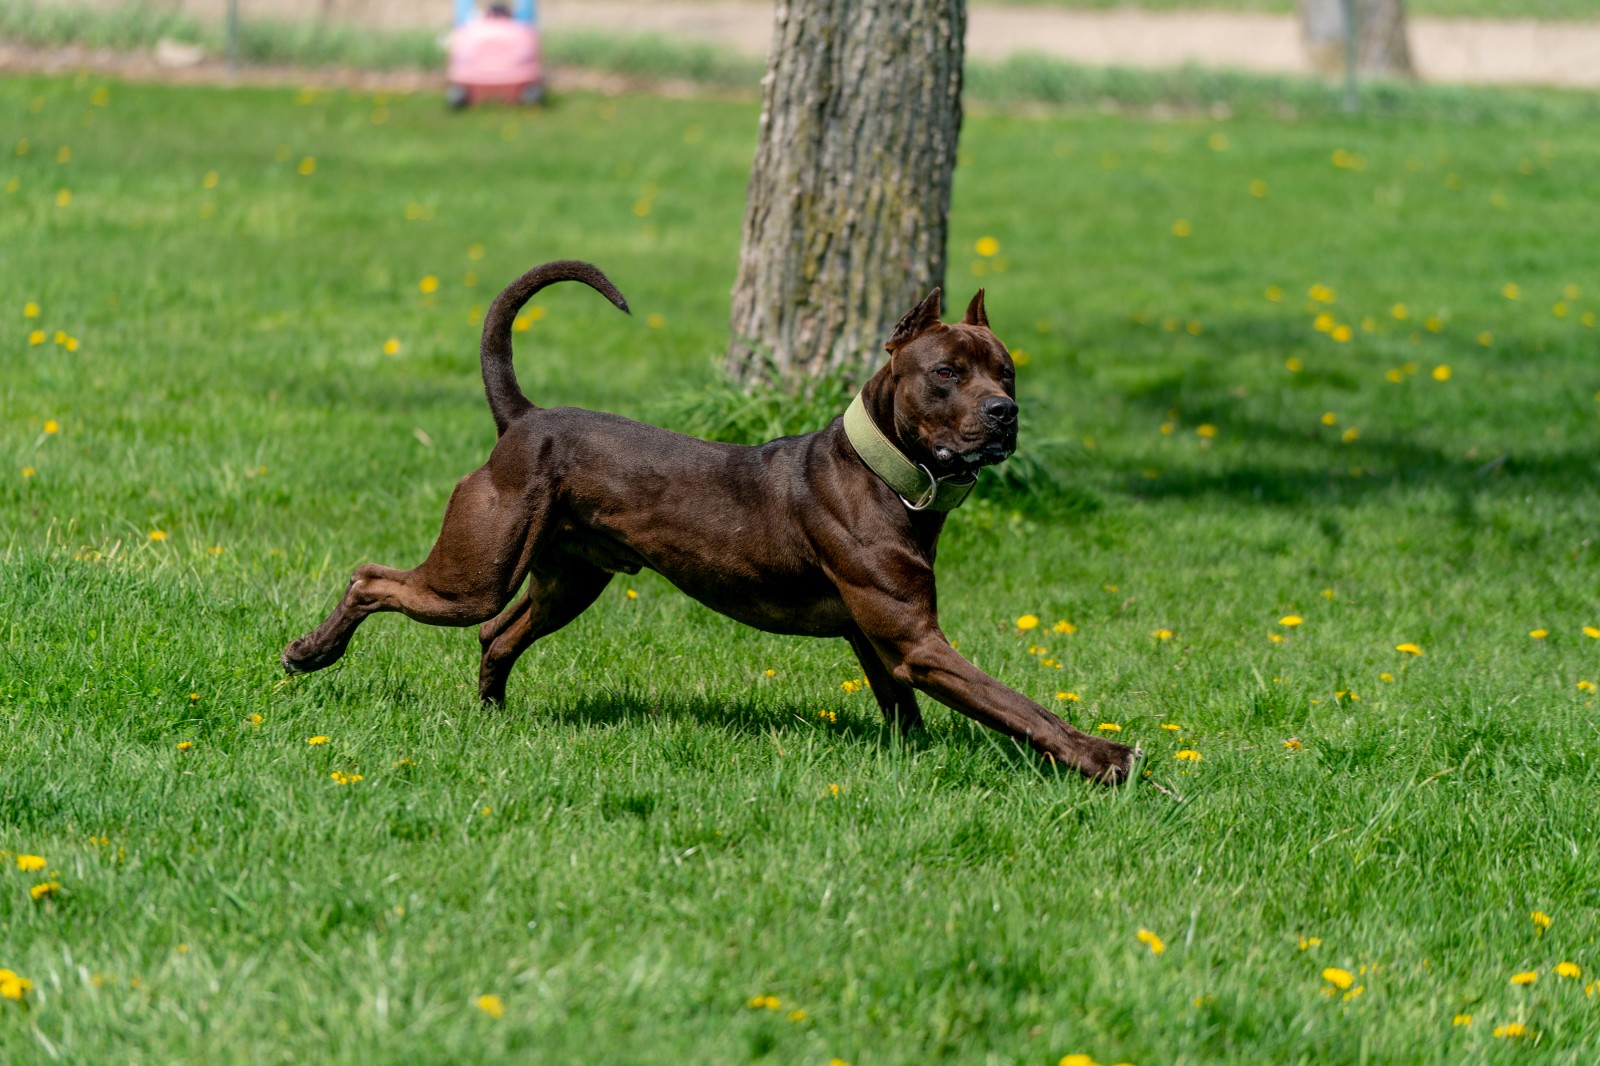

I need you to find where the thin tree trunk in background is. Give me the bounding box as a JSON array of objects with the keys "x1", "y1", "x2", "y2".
[
  {"x1": 1300, "y1": 0, "x2": 1414, "y2": 79},
  {"x1": 727, "y1": 0, "x2": 967, "y2": 389}
]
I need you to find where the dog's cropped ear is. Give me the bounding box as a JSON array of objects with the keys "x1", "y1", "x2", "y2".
[
  {"x1": 886, "y1": 288, "x2": 943, "y2": 352},
  {"x1": 962, "y1": 289, "x2": 989, "y2": 329}
]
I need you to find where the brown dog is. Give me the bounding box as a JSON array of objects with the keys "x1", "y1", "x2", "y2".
[{"x1": 283, "y1": 261, "x2": 1138, "y2": 783}]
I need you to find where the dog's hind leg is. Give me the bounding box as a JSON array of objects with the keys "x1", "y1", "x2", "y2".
[
  {"x1": 477, "y1": 561, "x2": 613, "y2": 704},
  {"x1": 847, "y1": 628, "x2": 924, "y2": 733},
  {"x1": 283, "y1": 465, "x2": 550, "y2": 674}
]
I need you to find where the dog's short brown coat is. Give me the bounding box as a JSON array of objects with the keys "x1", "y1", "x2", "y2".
[{"x1": 284, "y1": 261, "x2": 1137, "y2": 782}]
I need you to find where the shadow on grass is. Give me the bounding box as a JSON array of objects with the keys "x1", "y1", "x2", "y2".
[
  {"x1": 508, "y1": 687, "x2": 1074, "y2": 777},
  {"x1": 1096, "y1": 313, "x2": 1599, "y2": 509}
]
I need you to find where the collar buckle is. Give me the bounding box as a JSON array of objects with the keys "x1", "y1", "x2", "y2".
[{"x1": 900, "y1": 464, "x2": 941, "y2": 511}]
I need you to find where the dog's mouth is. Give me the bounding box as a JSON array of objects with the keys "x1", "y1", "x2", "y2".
[{"x1": 932, "y1": 439, "x2": 1014, "y2": 472}]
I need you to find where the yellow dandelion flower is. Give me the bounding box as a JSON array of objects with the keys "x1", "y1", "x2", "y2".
[
  {"x1": 1314, "y1": 312, "x2": 1335, "y2": 333},
  {"x1": 55, "y1": 188, "x2": 72, "y2": 207},
  {"x1": 1160, "y1": 421, "x2": 1175, "y2": 435},
  {"x1": 1195, "y1": 423, "x2": 1216, "y2": 438},
  {"x1": 383, "y1": 338, "x2": 401, "y2": 356},
  {"x1": 419, "y1": 275, "x2": 439, "y2": 294},
  {"x1": 1153, "y1": 629, "x2": 1173, "y2": 640},
  {"x1": 249, "y1": 713, "x2": 263, "y2": 726},
  {"x1": 1584, "y1": 626, "x2": 1600, "y2": 639},
  {"x1": 1510, "y1": 970, "x2": 1538, "y2": 986},
  {"x1": 1502, "y1": 282, "x2": 1521, "y2": 300},
  {"x1": 1556, "y1": 962, "x2": 1581, "y2": 979},
  {"x1": 28, "y1": 330, "x2": 44, "y2": 345},
  {"x1": 0, "y1": 973, "x2": 33, "y2": 1000},
  {"x1": 747, "y1": 994, "x2": 781, "y2": 1010},
  {"x1": 1136, "y1": 928, "x2": 1165, "y2": 955},
  {"x1": 307, "y1": 735, "x2": 329, "y2": 745},
  {"x1": 148, "y1": 530, "x2": 166, "y2": 542},
  {"x1": 1161, "y1": 723, "x2": 1181, "y2": 731},
  {"x1": 1321, "y1": 411, "x2": 1338, "y2": 426},
  {"x1": 1529, "y1": 629, "x2": 1548, "y2": 639},
  {"x1": 30, "y1": 881, "x2": 60, "y2": 900},
  {"x1": 1056, "y1": 692, "x2": 1080, "y2": 702},
  {"x1": 297, "y1": 156, "x2": 316, "y2": 175},
  {"x1": 1097, "y1": 723, "x2": 1122, "y2": 732},
  {"x1": 1269, "y1": 633, "x2": 1285, "y2": 643},
  {"x1": 475, "y1": 993, "x2": 504, "y2": 1018},
  {"x1": 1432, "y1": 364, "x2": 1451, "y2": 382},
  {"x1": 64, "y1": 336, "x2": 79, "y2": 352},
  {"x1": 1341, "y1": 427, "x2": 1360, "y2": 443},
  {"x1": 1170, "y1": 219, "x2": 1192, "y2": 238},
  {"x1": 1309, "y1": 283, "x2": 1335, "y2": 304},
  {"x1": 1343, "y1": 985, "x2": 1364, "y2": 1001},
  {"x1": 787, "y1": 1009, "x2": 807, "y2": 1021},
  {"x1": 1298, "y1": 936, "x2": 1322, "y2": 950},
  {"x1": 1284, "y1": 738, "x2": 1303, "y2": 750},
  {"x1": 1532, "y1": 911, "x2": 1552, "y2": 933},
  {"x1": 1379, "y1": 672, "x2": 1394, "y2": 682},
  {"x1": 1579, "y1": 680, "x2": 1596, "y2": 693},
  {"x1": 1493, "y1": 1023, "x2": 1527, "y2": 1038},
  {"x1": 17, "y1": 855, "x2": 46, "y2": 872},
  {"x1": 1174, "y1": 749, "x2": 1202, "y2": 762},
  {"x1": 1280, "y1": 615, "x2": 1303, "y2": 627},
  {"x1": 1391, "y1": 303, "x2": 1408, "y2": 320},
  {"x1": 1331, "y1": 324, "x2": 1352, "y2": 342},
  {"x1": 1395, "y1": 643, "x2": 1423, "y2": 656},
  {"x1": 975, "y1": 236, "x2": 1000, "y2": 257},
  {"x1": 1051, "y1": 620, "x2": 1076, "y2": 634},
  {"x1": 1016, "y1": 614, "x2": 1040, "y2": 631},
  {"x1": 1249, "y1": 178, "x2": 1268, "y2": 197},
  {"x1": 1322, "y1": 967, "x2": 1354, "y2": 990},
  {"x1": 1385, "y1": 368, "x2": 1405, "y2": 383},
  {"x1": 43, "y1": 419, "x2": 59, "y2": 434},
  {"x1": 21, "y1": 467, "x2": 35, "y2": 478},
  {"x1": 1284, "y1": 356, "x2": 1303, "y2": 372},
  {"x1": 1452, "y1": 1013, "x2": 1473, "y2": 1027},
  {"x1": 176, "y1": 741, "x2": 193, "y2": 751},
  {"x1": 23, "y1": 301, "x2": 39, "y2": 318},
  {"x1": 1265, "y1": 285, "x2": 1283, "y2": 302},
  {"x1": 1058, "y1": 1056, "x2": 1099, "y2": 1066}
]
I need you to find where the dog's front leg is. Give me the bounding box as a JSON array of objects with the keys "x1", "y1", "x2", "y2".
[
  {"x1": 884, "y1": 632, "x2": 1137, "y2": 782},
  {"x1": 840, "y1": 580, "x2": 1136, "y2": 782},
  {"x1": 846, "y1": 628, "x2": 924, "y2": 733}
]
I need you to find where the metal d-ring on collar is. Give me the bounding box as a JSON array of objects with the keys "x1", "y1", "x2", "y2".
[{"x1": 842, "y1": 391, "x2": 978, "y2": 512}]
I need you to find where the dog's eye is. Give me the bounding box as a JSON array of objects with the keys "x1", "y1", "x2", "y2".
[{"x1": 933, "y1": 367, "x2": 956, "y2": 380}]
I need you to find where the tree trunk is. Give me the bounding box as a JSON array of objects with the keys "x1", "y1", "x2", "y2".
[
  {"x1": 1300, "y1": 0, "x2": 1413, "y2": 79},
  {"x1": 727, "y1": 0, "x2": 967, "y2": 390}
]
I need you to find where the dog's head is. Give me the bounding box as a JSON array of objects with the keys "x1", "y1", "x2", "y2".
[{"x1": 882, "y1": 287, "x2": 1017, "y2": 477}]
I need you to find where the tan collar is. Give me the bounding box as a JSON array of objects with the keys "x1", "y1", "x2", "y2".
[{"x1": 842, "y1": 391, "x2": 977, "y2": 511}]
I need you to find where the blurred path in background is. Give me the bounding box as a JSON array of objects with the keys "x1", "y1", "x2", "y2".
[
  {"x1": 541, "y1": 2, "x2": 1600, "y2": 87},
  {"x1": 12, "y1": 0, "x2": 1600, "y2": 87}
]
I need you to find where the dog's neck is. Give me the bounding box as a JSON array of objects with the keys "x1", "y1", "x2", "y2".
[{"x1": 849, "y1": 367, "x2": 976, "y2": 512}]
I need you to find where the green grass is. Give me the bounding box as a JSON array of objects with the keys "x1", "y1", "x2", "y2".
[{"x1": 4, "y1": 72, "x2": 1600, "y2": 1064}]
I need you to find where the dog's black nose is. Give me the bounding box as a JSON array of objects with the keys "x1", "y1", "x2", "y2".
[{"x1": 980, "y1": 396, "x2": 1018, "y2": 426}]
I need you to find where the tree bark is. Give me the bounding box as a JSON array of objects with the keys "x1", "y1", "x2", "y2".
[
  {"x1": 1300, "y1": 0, "x2": 1414, "y2": 79},
  {"x1": 727, "y1": 0, "x2": 967, "y2": 390}
]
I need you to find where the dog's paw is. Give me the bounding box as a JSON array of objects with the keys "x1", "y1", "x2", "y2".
[
  {"x1": 282, "y1": 635, "x2": 339, "y2": 675},
  {"x1": 1067, "y1": 733, "x2": 1140, "y2": 785}
]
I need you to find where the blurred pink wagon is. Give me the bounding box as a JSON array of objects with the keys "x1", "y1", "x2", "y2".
[{"x1": 447, "y1": 0, "x2": 544, "y2": 108}]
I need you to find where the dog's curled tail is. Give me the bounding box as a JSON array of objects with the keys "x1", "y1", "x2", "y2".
[{"x1": 481, "y1": 260, "x2": 630, "y2": 435}]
